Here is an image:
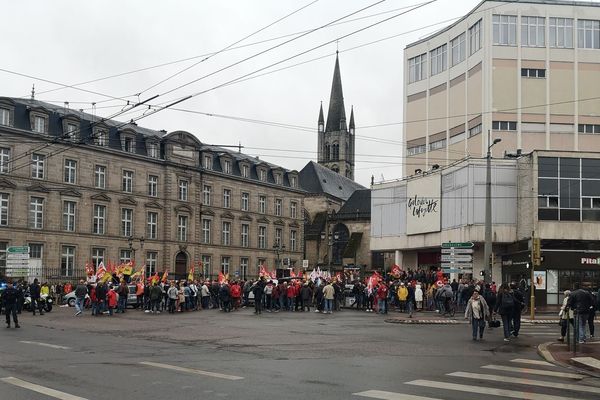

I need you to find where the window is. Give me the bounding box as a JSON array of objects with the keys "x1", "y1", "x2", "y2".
[
  {"x1": 258, "y1": 226, "x2": 267, "y2": 249},
  {"x1": 27, "y1": 244, "x2": 41, "y2": 260},
  {"x1": 240, "y1": 257, "x2": 249, "y2": 280},
  {"x1": 33, "y1": 115, "x2": 46, "y2": 133},
  {"x1": 275, "y1": 198, "x2": 282, "y2": 216},
  {"x1": 29, "y1": 197, "x2": 44, "y2": 229},
  {"x1": 450, "y1": 33, "x2": 466, "y2": 66},
  {"x1": 95, "y1": 129, "x2": 108, "y2": 147},
  {"x1": 178, "y1": 180, "x2": 188, "y2": 201},
  {"x1": 549, "y1": 17, "x2": 573, "y2": 48},
  {"x1": 578, "y1": 19, "x2": 600, "y2": 49},
  {"x1": 120, "y1": 249, "x2": 132, "y2": 264},
  {"x1": 290, "y1": 201, "x2": 298, "y2": 219},
  {"x1": 222, "y1": 221, "x2": 231, "y2": 245},
  {"x1": 429, "y1": 138, "x2": 446, "y2": 151},
  {"x1": 221, "y1": 256, "x2": 230, "y2": 274},
  {"x1": 259, "y1": 169, "x2": 267, "y2": 182},
  {"x1": 62, "y1": 201, "x2": 76, "y2": 232},
  {"x1": 449, "y1": 132, "x2": 466, "y2": 145},
  {"x1": 408, "y1": 53, "x2": 427, "y2": 83},
  {"x1": 0, "y1": 242, "x2": 5, "y2": 272},
  {"x1": 521, "y1": 68, "x2": 546, "y2": 78},
  {"x1": 290, "y1": 176, "x2": 297, "y2": 188},
  {"x1": 0, "y1": 147, "x2": 10, "y2": 173},
  {"x1": 123, "y1": 137, "x2": 134, "y2": 153},
  {"x1": 469, "y1": 124, "x2": 482, "y2": 137},
  {"x1": 241, "y1": 164, "x2": 249, "y2": 178},
  {"x1": 224, "y1": 160, "x2": 231, "y2": 174},
  {"x1": 122, "y1": 170, "x2": 133, "y2": 193},
  {"x1": 469, "y1": 19, "x2": 482, "y2": 55},
  {"x1": 430, "y1": 44, "x2": 447, "y2": 76},
  {"x1": 61, "y1": 246, "x2": 75, "y2": 277},
  {"x1": 203, "y1": 185, "x2": 211, "y2": 205},
  {"x1": 31, "y1": 153, "x2": 45, "y2": 179},
  {"x1": 91, "y1": 248, "x2": 104, "y2": 269},
  {"x1": 223, "y1": 189, "x2": 231, "y2": 208},
  {"x1": 493, "y1": 14, "x2": 517, "y2": 45},
  {"x1": 93, "y1": 205, "x2": 106, "y2": 235},
  {"x1": 274, "y1": 174, "x2": 282, "y2": 185},
  {"x1": 492, "y1": 121, "x2": 517, "y2": 131},
  {"x1": 148, "y1": 175, "x2": 158, "y2": 197},
  {"x1": 147, "y1": 143, "x2": 159, "y2": 158},
  {"x1": 66, "y1": 123, "x2": 78, "y2": 141},
  {"x1": 121, "y1": 208, "x2": 133, "y2": 237},
  {"x1": 147, "y1": 211, "x2": 158, "y2": 239},
  {"x1": 203, "y1": 155, "x2": 212, "y2": 170},
  {"x1": 95, "y1": 165, "x2": 106, "y2": 189},
  {"x1": 241, "y1": 224, "x2": 249, "y2": 247},
  {"x1": 407, "y1": 144, "x2": 426, "y2": 156},
  {"x1": 522, "y1": 16, "x2": 545, "y2": 47},
  {"x1": 146, "y1": 252, "x2": 157, "y2": 277},
  {"x1": 579, "y1": 124, "x2": 600, "y2": 134},
  {"x1": 177, "y1": 215, "x2": 188, "y2": 241},
  {"x1": 259, "y1": 195, "x2": 266, "y2": 214},
  {"x1": 64, "y1": 159, "x2": 77, "y2": 184},
  {"x1": 0, "y1": 193, "x2": 8, "y2": 226},
  {"x1": 290, "y1": 230, "x2": 297, "y2": 252},
  {"x1": 202, "y1": 255, "x2": 211, "y2": 278},
  {"x1": 241, "y1": 192, "x2": 249, "y2": 211},
  {"x1": 275, "y1": 227, "x2": 282, "y2": 246},
  {"x1": 0, "y1": 108, "x2": 9, "y2": 126},
  {"x1": 201, "y1": 219, "x2": 211, "y2": 244}
]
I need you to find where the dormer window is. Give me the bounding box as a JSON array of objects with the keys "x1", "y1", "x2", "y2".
[
  {"x1": 33, "y1": 115, "x2": 47, "y2": 134},
  {"x1": 66, "y1": 123, "x2": 78, "y2": 141},
  {"x1": 259, "y1": 169, "x2": 267, "y2": 182},
  {"x1": 203, "y1": 155, "x2": 213, "y2": 170},
  {"x1": 147, "y1": 142, "x2": 159, "y2": 158},
  {"x1": 0, "y1": 107, "x2": 11, "y2": 126},
  {"x1": 124, "y1": 137, "x2": 134, "y2": 153},
  {"x1": 290, "y1": 176, "x2": 297, "y2": 188},
  {"x1": 274, "y1": 173, "x2": 282, "y2": 185},
  {"x1": 224, "y1": 160, "x2": 231, "y2": 174},
  {"x1": 120, "y1": 131, "x2": 136, "y2": 153},
  {"x1": 94, "y1": 128, "x2": 108, "y2": 146},
  {"x1": 241, "y1": 164, "x2": 249, "y2": 178}
]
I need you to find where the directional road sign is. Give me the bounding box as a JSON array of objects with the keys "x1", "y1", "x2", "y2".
[
  {"x1": 442, "y1": 242, "x2": 474, "y2": 249},
  {"x1": 441, "y1": 254, "x2": 473, "y2": 263},
  {"x1": 441, "y1": 248, "x2": 474, "y2": 254}
]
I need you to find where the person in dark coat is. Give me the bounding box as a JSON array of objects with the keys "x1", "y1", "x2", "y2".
[
  {"x1": 3, "y1": 281, "x2": 21, "y2": 328},
  {"x1": 495, "y1": 284, "x2": 515, "y2": 342},
  {"x1": 95, "y1": 282, "x2": 107, "y2": 316},
  {"x1": 300, "y1": 283, "x2": 313, "y2": 312},
  {"x1": 567, "y1": 282, "x2": 595, "y2": 343},
  {"x1": 252, "y1": 278, "x2": 265, "y2": 315},
  {"x1": 219, "y1": 283, "x2": 231, "y2": 312},
  {"x1": 29, "y1": 278, "x2": 44, "y2": 315}
]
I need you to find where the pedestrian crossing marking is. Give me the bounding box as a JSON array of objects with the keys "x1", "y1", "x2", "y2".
[
  {"x1": 571, "y1": 357, "x2": 600, "y2": 370},
  {"x1": 353, "y1": 390, "x2": 442, "y2": 400},
  {"x1": 448, "y1": 371, "x2": 600, "y2": 395},
  {"x1": 139, "y1": 361, "x2": 244, "y2": 380},
  {"x1": 482, "y1": 364, "x2": 584, "y2": 379},
  {"x1": 1, "y1": 377, "x2": 88, "y2": 400},
  {"x1": 510, "y1": 358, "x2": 555, "y2": 367},
  {"x1": 406, "y1": 379, "x2": 580, "y2": 400}
]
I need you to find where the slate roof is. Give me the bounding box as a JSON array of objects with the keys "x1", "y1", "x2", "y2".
[
  {"x1": 299, "y1": 161, "x2": 364, "y2": 201},
  {"x1": 335, "y1": 189, "x2": 371, "y2": 220},
  {"x1": 325, "y1": 53, "x2": 346, "y2": 133}
]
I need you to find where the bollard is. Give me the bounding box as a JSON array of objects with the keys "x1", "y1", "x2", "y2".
[
  {"x1": 566, "y1": 315, "x2": 571, "y2": 351},
  {"x1": 573, "y1": 310, "x2": 578, "y2": 356}
]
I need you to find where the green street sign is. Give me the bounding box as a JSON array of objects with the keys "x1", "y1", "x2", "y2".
[
  {"x1": 441, "y1": 242, "x2": 474, "y2": 249},
  {"x1": 7, "y1": 246, "x2": 30, "y2": 254}
]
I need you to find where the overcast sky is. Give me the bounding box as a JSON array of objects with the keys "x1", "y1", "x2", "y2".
[{"x1": 4, "y1": 0, "x2": 595, "y2": 187}]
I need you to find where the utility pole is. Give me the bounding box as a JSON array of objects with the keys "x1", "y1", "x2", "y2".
[
  {"x1": 531, "y1": 235, "x2": 541, "y2": 320},
  {"x1": 484, "y1": 132, "x2": 501, "y2": 282}
]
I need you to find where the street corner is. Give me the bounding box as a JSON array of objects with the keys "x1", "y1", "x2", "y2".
[{"x1": 538, "y1": 340, "x2": 600, "y2": 378}]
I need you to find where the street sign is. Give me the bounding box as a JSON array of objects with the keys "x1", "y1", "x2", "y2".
[
  {"x1": 441, "y1": 263, "x2": 473, "y2": 269},
  {"x1": 442, "y1": 268, "x2": 473, "y2": 274},
  {"x1": 7, "y1": 246, "x2": 30, "y2": 253},
  {"x1": 441, "y1": 254, "x2": 473, "y2": 263},
  {"x1": 5, "y1": 246, "x2": 30, "y2": 278},
  {"x1": 302, "y1": 259, "x2": 309, "y2": 268},
  {"x1": 441, "y1": 248, "x2": 474, "y2": 254},
  {"x1": 441, "y1": 242, "x2": 474, "y2": 249}
]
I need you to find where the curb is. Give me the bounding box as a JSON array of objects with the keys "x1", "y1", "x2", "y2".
[
  {"x1": 384, "y1": 318, "x2": 465, "y2": 324},
  {"x1": 537, "y1": 342, "x2": 600, "y2": 379}
]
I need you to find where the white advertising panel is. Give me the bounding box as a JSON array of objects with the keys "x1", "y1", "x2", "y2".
[{"x1": 406, "y1": 174, "x2": 441, "y2": 235}]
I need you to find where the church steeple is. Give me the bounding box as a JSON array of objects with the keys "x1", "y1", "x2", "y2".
[
  {"x1": 325, "y1": 52, "x2": 346, "y2": 133},
  {"x1": 318, "y1": 102, "x2": 324, "y2": 133},
  {"x1": 349, "y1": 105, "x2": 355, "y2": 134}
]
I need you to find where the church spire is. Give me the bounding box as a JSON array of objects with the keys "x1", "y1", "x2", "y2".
[
  {"x1": 318, "y1": 101, "x2": 324, "y2": 132},
  {"x1": 325, "y1": 52, "x2": 346, "y2": 132},
  {"x1": 349, "y1": 105, "x2": 355, "y2": 132}
]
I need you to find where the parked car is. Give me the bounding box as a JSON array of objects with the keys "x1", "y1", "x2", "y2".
[{"x1": 64, "y1": 285, "x2": 137, "y2": 308}]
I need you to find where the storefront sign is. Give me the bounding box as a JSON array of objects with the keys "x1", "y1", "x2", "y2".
[
  {"x1": 406, "y1": 174, "x2": 441, "y2": 235},
  {"x1": 533, "y1": 270, "x2": 546, "y2": 290},
  {"x1": 581, "y1": 257, "x2": 600, "y2": 264}
]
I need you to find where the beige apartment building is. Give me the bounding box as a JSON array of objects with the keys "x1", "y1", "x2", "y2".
[
  {"x1": 0, "y1": 97, "x2": 304, "y2": 281},
  {"x1": 404, "y1": 0, "x2": 600, "y2": 177}
]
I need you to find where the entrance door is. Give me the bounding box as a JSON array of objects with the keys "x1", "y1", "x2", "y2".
[{"x1": 175, "y1": 252, "x2": 188, "y2": 279}]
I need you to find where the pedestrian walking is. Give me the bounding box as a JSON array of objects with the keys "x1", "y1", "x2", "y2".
[
  {"x1": 567, "y1": 282, "x2": 595, "y2": 344},
  {"x1": 495, "y1": 284, "x2": 515, "y2": 342},
  {"x1": 74, "y1": 280, "x2": 88, "y2": 316},
  {"x1": 29, "y1": 278, "x2": 44, "y2": 316},
  {"x1": 465, "y1": 289, "x2": 490, "y2": 341},
  {"x1": 3, "y1": 281, "x2": 21, "y2": 328},
  {"x1": 558, "y1": 290, "x2": 574, "y2": 342}
]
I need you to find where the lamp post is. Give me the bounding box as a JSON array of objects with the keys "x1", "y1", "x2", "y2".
[
  {"x1": 484, "y1": 135, "x2": 502, "y2": 282},
  {"x1": 273, "y1": 243, "x2": 286, "y2": 269},
  {"x1": 128, "y1": 235, "x2": 145, "y2": 265}
]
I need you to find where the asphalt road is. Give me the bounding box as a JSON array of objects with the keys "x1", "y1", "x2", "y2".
[{"x1": 1, "y1": 306, "x2": 599, "y2": 400}]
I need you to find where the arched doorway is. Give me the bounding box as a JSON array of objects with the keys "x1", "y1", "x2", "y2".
[
  {"x1": 331, "y1": 223, "x2": 350, "y2": 266},
  {"x1": 175, "y1": 251, "x2": 188, "y2": 279}
]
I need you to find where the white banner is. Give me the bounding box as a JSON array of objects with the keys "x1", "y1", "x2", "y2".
[{"x1": 406, "y1": 173, "x2": 441, "y2": 235}]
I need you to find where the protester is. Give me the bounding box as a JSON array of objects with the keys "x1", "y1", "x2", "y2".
[
  {"x1": 323, "y1": 281, "x2": 335, "y2": 314},
  {"x1": 29, "y1": 278, "x2": 44, "y2": 316},
  {"x1": 74, "y1": 280, "x2": 87, "y2": 316},
  {"x1": 106, "y1": 286, "x2": 117, "y2": 316},
  {"x1": 253, "y1": 278, "x2": 265, "y2": 315}
]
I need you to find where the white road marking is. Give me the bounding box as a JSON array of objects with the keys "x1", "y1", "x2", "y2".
[
  {"x1": 571, "y1": 357, "x2": 600, "y2": 369},
  {"x1": 1, "y1": 377, "x2": 87, "y2": 400},
  {"x1": 482, "y1": 364, "x2": 584, "y2": 379},
  {"x1": 406, "y1": 379, "x2": 580, "y2": 400},
  {"x1": 19, "y1": 341, "x2": 70, "y2": 350},
  {"x1": 139, "y1": 361, "x2": 244, "y2": 381},
  {"x1": 520, "y1": 333, "x2": 558, "y2": 336},
  {"x1": 448, "y1": 371, "x2": 600, "y2": 395},
  {"x1": 510, "y1": 358, "x2": 555, "y2": 367},
  {"x1": 353, "y1": 390, "x2": 442, "y2": 400}
]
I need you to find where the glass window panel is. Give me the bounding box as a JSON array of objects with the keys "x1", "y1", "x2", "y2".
[
  {"x1": 559, "y1": 179, "x2": 580, "y2": 208},
  {"x1": 538, "y1": 178, "x2": 558, "y2": 195},
  {"x1": 538, "y1": 157, "x2": 558, "y2": 177},
  {"x1": 582, "y1": 180, "x2": 600, "y2": 196},
  {"x1": 559, "y1": 209, "x2": 580, "y2": 221},
  {"x1": 582, "y1": 159, "x2": 600, "y2": 179},
  {"x1": 582, "y1": 210, "x2": 600, "y2": 221},
  {"x1": 559, "y1": 158, "x2": 579, "y2": 178},
  {"x1": 538, "y1": 208, "x2": 558, "y2": 220}
]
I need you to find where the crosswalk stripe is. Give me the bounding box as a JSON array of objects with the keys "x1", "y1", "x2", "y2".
[
  {"x1": 1, "y1": 377, "x2": 88, "y2": 400},
  {"x1": 19, "y1": 340, "x2": 70, "y2": 350},
  {"x1": 353, "y1": 390, "x2": 442, "y2": 400},
  {"x1": 406, "y1": 379, "x2": 580, "y2": 400},
  {"x1": 510, "y1": 358, "x2": 555, "y2": 367},
  {"x1": 571, "y1": 357, "x2": 600, "y2": 369},
  {"x1": 139, "y1": 361, "x2": 244, "y2": 380},
  {"x1": 448, "y1": 371, "x2": 600, "y2": 395},
  {"x1": 482, "y1": 365, "x2": 584, "y2": 379},
  {"x1": 520, "y1": 333, "x2": 557, "y2": 336}
]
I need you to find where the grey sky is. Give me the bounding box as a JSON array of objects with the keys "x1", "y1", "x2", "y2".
[{"x1": 3, "y1": 0, "x2": 578, "y2": 186}]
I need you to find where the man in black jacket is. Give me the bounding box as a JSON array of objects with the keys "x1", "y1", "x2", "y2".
[
  {"x1": 510, "y1": 283, "x2": 525, "y2": 337},
  {"x1": 3, "y1": 281, "x2": 20, "y2": 328},
  {"x1": 29, "y1": 278, "x2": 44, "y2": 315},
  {"x1": 567, "y1": 282, "x2": 595, "y2": 343},
  {"x1": 252, "y1": 278, "x2": 265, "y2": 315}
]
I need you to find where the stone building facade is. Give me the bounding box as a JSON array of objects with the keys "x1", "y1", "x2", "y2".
[{"x1": 0, "y1": 97, "x2": 304, "y2": 281}]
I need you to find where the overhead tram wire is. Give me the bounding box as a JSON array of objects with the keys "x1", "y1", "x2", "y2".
[{"x1": 138, "y1": 0, "x2": 321, "y2": 95}]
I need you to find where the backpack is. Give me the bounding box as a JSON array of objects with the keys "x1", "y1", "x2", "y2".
[{"x1": 501, "y1": 293, "x2": 515, "y2": 309}]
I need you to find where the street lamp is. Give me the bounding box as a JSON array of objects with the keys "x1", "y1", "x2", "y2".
[
  {"x1": 484, "y1": 135, "x2": 502, "y2": 282},
  {"x1": 320, "y1": 230, "x2": 340, "y2": 271},
  {"x1": 128, "y1": 235, "x2": 145, "y2": 264},
  {"x1": 273, "y1": 243, "x2": 286, "y2": 269}
]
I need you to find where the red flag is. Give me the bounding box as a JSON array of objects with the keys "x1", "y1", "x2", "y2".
[
  {"x1": 259, "y1": 265, "x2": 269, "y2": 278},
  {"x1": 161, "y1": 269, "x2": 169, "y2": 283},
  {"x1": 290, "y1": 269, "x2": 296, "y2": 278},
  {"x1": 96, "y1": 262, "x2": 106, "y2": 280},
  {"x1": 150, "y1": 273, "x2": 160, "y2": 285},
  {"x1": 85, "y1": 261, "x2": 95, "y2": 276},
  {"x1": 269, "y1": 270, "x2": 276, "y2": 279},
  {"x1": 218, "y1": 272, "x2": 227, "y2": 284},
  {"x1": 391, "y1": 264, "x2": 402, "y2": 278}
]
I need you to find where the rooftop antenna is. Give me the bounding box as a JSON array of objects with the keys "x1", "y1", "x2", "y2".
[
  {"x1": 91, "y1": 102, "x2": 96, "y2": 122},
  {"x1": 238, "y1": 141, "x2": 242, "y2": 153},
  {"x1": 30, "y1": 84, "x2": 35, "y2": 100},
  {"x1": 64, "y1": 101, "x2": 69, "y2": 112}
]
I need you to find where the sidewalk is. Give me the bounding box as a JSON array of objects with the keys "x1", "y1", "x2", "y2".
[
  {"x1": 383, "y1": 309, "x2": 559, "y2": 324},
  {"x1": 539, "y1": 340, "x2": 600, "y2": 378}
]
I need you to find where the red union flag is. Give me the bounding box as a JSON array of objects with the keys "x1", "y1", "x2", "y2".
[
  {"x1": 96, "y1": 262, "x2": 106, "y2": 280},
  {"x1": 259, "y1": 265, "x2": 269, "y2": 278},
  {"x1": 391, "y1": 264, "x2": 402, "y2": 278}
]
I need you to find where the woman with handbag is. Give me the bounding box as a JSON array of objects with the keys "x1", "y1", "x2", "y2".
[
  {"x1": 558, "y1": 290, "x2": 574, "y2": 342},
  {"x1": 465, "y1": 289, "x2": 490, "y2": 341}
]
